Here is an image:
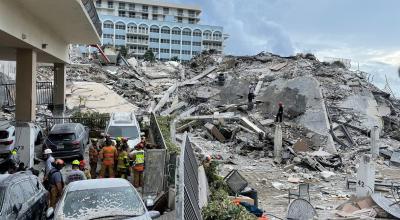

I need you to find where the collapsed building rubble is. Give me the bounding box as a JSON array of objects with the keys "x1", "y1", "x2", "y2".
[{"x1": 26, "y1": 50, "x2": 400, "y2": 218}]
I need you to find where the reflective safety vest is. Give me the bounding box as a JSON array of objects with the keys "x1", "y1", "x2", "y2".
[
  {"x1": 102, "y1": 146, "x2": 116, "y2": 166},
  {"x1": 117, "y1": 151, "x2": 129, "y2": 169},
  {"x1": 135, "y1": 150, "x2": 145, "y2": 166}
]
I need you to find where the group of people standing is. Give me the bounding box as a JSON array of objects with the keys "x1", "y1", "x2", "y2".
[{"x1": 42, "y1": 134, "x2": 147, "y2": 208}]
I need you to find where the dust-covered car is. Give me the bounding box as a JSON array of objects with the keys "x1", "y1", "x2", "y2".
[{"x1": 47, "y1": 178, "x2": 160, "y2": 220}]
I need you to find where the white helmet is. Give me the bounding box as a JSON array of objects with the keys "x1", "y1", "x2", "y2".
[{"x1": 44, "y1": 149, "x2": 53, "y2": 154}]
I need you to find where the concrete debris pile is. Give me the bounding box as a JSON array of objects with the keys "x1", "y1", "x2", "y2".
[{"x1": 35, "y1": 50, "x2": 400, "y2": 218}]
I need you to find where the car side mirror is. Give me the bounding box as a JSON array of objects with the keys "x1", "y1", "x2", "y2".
[
  {"x1": 149, "y1": 210, "x2": 160, "y2": 219},
  {"x1": 13, "y1": 203, "x2": 22, "y2": 214},
  {"x1": 46, "y1": 207, "x2": 54, "y2": 219}
]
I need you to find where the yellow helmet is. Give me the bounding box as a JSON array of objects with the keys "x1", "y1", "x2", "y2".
[
  {"x1": 116, "y1": 137, "x2": 122, "y2": 142},
  {"x1": 72, "y1": 160, "x2": 80, "y2": 165}
]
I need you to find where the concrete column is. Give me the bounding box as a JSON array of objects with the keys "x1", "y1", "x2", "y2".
[
  {"x1": 356, "y1": 155, "x2": 375, "y2": 198},
  {"x1": 15, "y1": 49, "x2": 37, "y2": 122},
  {"x1": 371, "y1": 126, "x2": 379, "y2": 159},
  {"x1": 53, "y1": 63, "x2": 66, "y2": 117},
  {"x1": 274, "y1": 124, "x2": 282, "y2": 163}
]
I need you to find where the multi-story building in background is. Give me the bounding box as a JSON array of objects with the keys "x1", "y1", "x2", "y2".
[{"x1": 93, "y1": 0, "x2": 227, "y2": 61}]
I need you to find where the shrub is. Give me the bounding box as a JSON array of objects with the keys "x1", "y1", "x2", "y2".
[
  {"x1": 156, "y1": 116, "x2": 180, "y2": 154},
  {"x1": 331, "y1": 60, "x2": 346, "y2": 69},
  {"x1": 144, "y1": 50, "x2": 156, "y2": 62}
]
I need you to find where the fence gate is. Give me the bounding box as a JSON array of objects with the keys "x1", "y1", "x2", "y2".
[
  {"x1": 0, "y1": 82, "x2": 54, "y2": 107},
  {"x1": 176, "y1": 134, "x2": 202, "y2": 220}
]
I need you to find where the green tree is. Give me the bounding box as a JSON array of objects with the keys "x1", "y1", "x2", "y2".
[{"x1": 144, "y1": 50, "x2": 156, "y2": 62}]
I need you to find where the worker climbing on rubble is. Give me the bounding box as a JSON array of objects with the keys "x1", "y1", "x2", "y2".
[
  {"x1": 130, "y1": 139, "x2": 146, "y2": 188},
  {"x1": 99, "y1": 137, "x2": 118, "y2": 178},
  {"x1": 89, "y1": 138, "x2": 99, "y2": 178},
  {"x1": 275, "y1": 102, "x2": 284, "y2": 123},
  {"x1": 79, "y1": 160, "x2": 91, "y2": 179},
  {"x1": 48, "y1": 159, "x2": 65, "y2": 208},
  {"x1": 117, "y1": 144, "x2": 130, "y2": 179},
  {"x1": 248, "y1": 82, "x2": 256, "y2": 103},
  {"x1": 65, "y1": 160, "x2": 87, "y2": 185}
]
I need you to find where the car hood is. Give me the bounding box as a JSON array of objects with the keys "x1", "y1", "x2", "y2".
[{"x1": 127, "y1": 138, "x2": 140, "y2": 150}]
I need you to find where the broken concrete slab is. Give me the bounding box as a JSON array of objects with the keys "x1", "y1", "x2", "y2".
[
  {"x1": 270, "y1": 62, "x2": 287, "y2": 71},
  {"x1": 390, "y1": 151, "x2": 400, "y2": 167},
  {"x1": 204, "y1": 123, "x2": 226, "y2": 142},
  {"x1": 160, "y1": 101, "x2": 187, "y2": 116}
]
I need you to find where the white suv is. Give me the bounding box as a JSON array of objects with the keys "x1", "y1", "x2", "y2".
[
  {"x1": 0, "y1": 122, "x2": 15, "y2": 154},
  {"x1": 105, "y1": 112, "x2": 141, "y2": 149}
]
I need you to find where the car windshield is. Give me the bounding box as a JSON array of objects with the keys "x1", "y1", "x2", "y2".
[
  {"x1": 107, "y1": 126, "x2": 139, "y2": 139},
  {"x1": 61, "y1": 186, "x2": 145, "y2": 219},
  {"x1": 48, "y1": 133, "x2": 75, "y2": 142},
  {"x1": 0, "y1": 188, "x2": 5, "y2": 213},
  {"x1": 0, "y1": 131, "x2": 8, "y2": 139}
]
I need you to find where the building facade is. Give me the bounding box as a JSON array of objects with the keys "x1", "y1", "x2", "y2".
[{"x1": 94, "y1": 0, "x2": 226, "y2": 61}]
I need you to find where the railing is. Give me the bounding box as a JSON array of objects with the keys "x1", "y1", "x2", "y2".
[
  {"x1": 126, "y1": 39, "x2": 149, "y2": 45},
  {"x1": 176, "y1": 134, "x2": 202, "y2": 220},
  {"x1": 128, "y1": 49, "x2": 147, "y2": 54},
  {"x1": 81, "y1": 0, "x2": 102, "y2": 36},
  {"x1": 127, "y1": 29, "x2": 149, "y2": 35},
  {"x1": 0, "y1": 82, "x2": 53, "y2": 107}
]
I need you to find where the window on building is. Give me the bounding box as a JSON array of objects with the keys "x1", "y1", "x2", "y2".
[
  {"x1": 150, "y1": 27, "x2": 159, "y2": 33},
  {"x1": 189, "y1": 18, "x2": 195, "y2": 24},
  {"x1": 193, "y1": 31, "x2": 201, "y2": 37},
  {"x1": 96, "y1": 0, "x2": 101, "y2": 7},
  {"x1": 119, "y1": 2, "x2": 125, "y2": 9},
  {"x1": 118, "y1": 11, "x2": 126, "y2": 17},
  {"x1": 163, "y1": 7, "x2": 169, "y2": 15},
  {"x1": 153, "y1": 6, "x2": 158, "y2": 13},
  {"x1": 129, "y1": 12, "x2": 135, "y2": 18},
  {"x1": 142, "y1": 14, "x2": 148, "y2": 19},
  {"x1": 171, "y1": 40, "x2": 180, "y2": 44},
  {"x1": 182, "y1": 29, "x2": 191, "y2": 36},
  {"x1": 103, "y1": 22, "x2": 113, "y2": 29},
  {"x1": 189, "y1": 10, "x2": 195, "y2": 17},
  {"x1": 103, "y1": 34, "x2": 113, "y2": 39},
  {"x1": 161, "y1": 39, "x2": 170, "y2": 44},
  {"x1": 161, "y1": 28, "x2": 170, "y2": 34},
  {"x1": 142, "y1": 5, "x2": 148, "y2": 12},
  {"x1": 150, "y1": 48, "x2": 159, "y2": 53},
  {"x1": 172, "y1": 29, "x2": 181, "y2": 35},
  {"x1": 177, "y1": 17, "x2": 182, "y2": 23},
  {"x1": 160, "y1": 49, "x2": 170, "y2": 53},
  {"x1": 177, "y1": 9, "x2": 183, "y2": 16},
  {"x1": 150, "y1": 38, "x2": 159, "y2": 42},
  {"x1": 152, "y1": 15, "x2": 158, "y2": 20},
  {"x1": 129, "y1": 3, "x2": 135, "y2": 10},
  {"x1": 192, "y1": 42, "x2": 201, "y2": 46},
  {"x1": 182, "y1": 41, "x2": 191, "y2": 45},
  {"x1": 171, "y1": 49, "x2": 180, "y2": 54},
  {"x1": 115, "y1": 35, "x2": 125, "y2": 40},
  {"x1": 107, "y1": 1, "x2": 113, "y2": 8},
  {"x1": 182, "y1": 50, "x2": 191, "y2": 55},
  {"x1": 192, "y1": 51, "x2": 200, "y2": 55},
  {"x1": 115, "y1": 24, "x2": 125, "y2": 30}
]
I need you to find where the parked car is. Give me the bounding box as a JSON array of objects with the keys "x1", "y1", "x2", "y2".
[
  {"x1": 0, "y1": 122, "x2": 43, "y2": 172},
  {"x1": 105, "y1": 112, "x2": 141, "y2": 150},
  {"x1": 47, "y1": 178, "x2": 160, "y2": 219},
  {"x1": 43, "y1": 123, "x2": 89, "y2": 159},
  {"x1": 0, "y1": 171, "x2": 48, "y2": 220}
]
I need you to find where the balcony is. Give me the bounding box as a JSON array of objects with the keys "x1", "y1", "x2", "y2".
[
  {"x1": 128, "y1": 49, "x2": 147, "y2": 55},
  {"x1": 126, "y1": 39, "x2": 149, "y2": 45},
  {"x1": 127, "y1": 29, "x2": 149, "y2": 35},
  {"x1": 203, "y1": 36, "x2": 223, "y2": 42},
  {"x1": 81, "y1": 0, "x2": 102, "y2": 36}
]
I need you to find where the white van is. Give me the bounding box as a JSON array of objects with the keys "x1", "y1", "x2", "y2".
[{"x1": 105, "y1": 112, "x2": 141, "y2": 149}]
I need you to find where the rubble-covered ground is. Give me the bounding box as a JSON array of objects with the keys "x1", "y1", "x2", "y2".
[{"x1": 31, "y1": 51, "x2": 400, "y2": 219}]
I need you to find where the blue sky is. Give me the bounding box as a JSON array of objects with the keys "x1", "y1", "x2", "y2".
[{"x1": 169, "y1": 0, "x2": 400, "y2": 95}]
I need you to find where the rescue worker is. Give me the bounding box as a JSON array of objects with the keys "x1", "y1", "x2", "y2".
[
  {"x1": 99, "y1": 138, "x2": 117, "y2": 178},
  {"x1": 275, "y1": 102, "x2": 284, "y2": 123},
  {"x1": 65, "y1": 160, "x2": 86, "y2": 185},
  {"x1": 79, "y1": 160, "x2": 91, "y2": 179},
  {"x1": 43, "y1": 148, "x2": 55, "y2": 190},
  {"x1": 248, "y1": 83, "x2": 255, "y2": 103},
  {"x1": 129, "y1": 142, "x2": 145, "y2": 188},
  {"x1": 49, "y1": 159, "x2": 65, "y2": 208},
  {"x1": 89, "y1": 138, "x2": 100, "y2": 178},
  {"x1": 115, "y1": 137, "x2": 122, "y2": 149},
  {"x1": 117, "y1": 144, "x2": 130, "y2": 179}
]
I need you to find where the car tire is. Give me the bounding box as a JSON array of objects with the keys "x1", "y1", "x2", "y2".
[{"x1": 35, "y1": 132, "x2": 42, "y2": 145}]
